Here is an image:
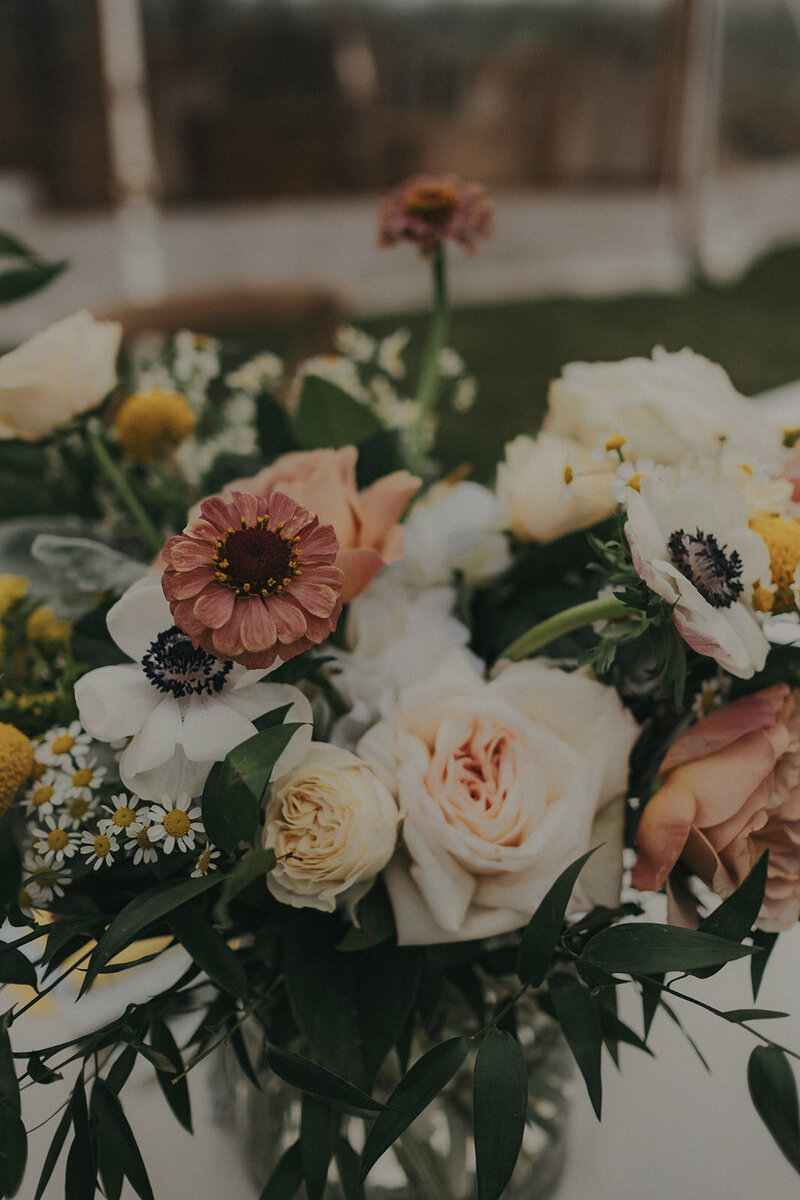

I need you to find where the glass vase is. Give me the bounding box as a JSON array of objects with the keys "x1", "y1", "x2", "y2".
[{"x1": 212, "y1": 995, "x2": 574, "y2": 1200}]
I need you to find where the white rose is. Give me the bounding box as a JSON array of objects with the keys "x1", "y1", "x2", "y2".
[
  {"x1": 496, "y1": 432, "x2": 617, "y2": 543},
  {"x1": 397, "y1": 480, "x2": 511, "y2": 588},
  {"x1": 0, "y1": 311, "x2": 122, "y2": 441},
  {"x1": 358, "y1": 650, "x2": 639, "y2": 945},
  {"x1": 264, "y1": 743, "x2": 399, "y2": 913},
  {"x1": 547, "y1": 346, "x2": 783, "y2": 468}
]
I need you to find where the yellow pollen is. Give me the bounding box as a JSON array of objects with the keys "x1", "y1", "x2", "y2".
[
  {"x1": 738, "y1": 463, "x2": 754, "y2": 476},
  {"x1": 604, "y1": 433, "x2": 627, "y2": 452},
  {"x1": 93, "y1": 835, "x2": 112, "y2": 858},
  {"x1": 627, "y1": 473, "x2": 644, "y2": 493},
  {"x1": 753, "y1": 584, "x2": 775, "y2": 614},
  {"x1": 0, "y1": 722, "x2": 34, "y2": 817},
  {"x1": 163, "y1": 809, "x2": 191, "y2": 838},
  {"x1": 68, "y1": 797, "x2": 90, "y2": 820},
  {"x1": 114, "y1": 388, "x2": 196, "y2": 463},
  {"x1": 50, "y1": 734, "x2": 75, "y2": 756},
  {"x1": 31, "y1": 784, "x2": 54, "y2": 807},
  {"x1": 47, "y1": 828, "x2": 69, "y2": 851},
  {"x1": 750, "y1": 517, "x2": 800, "y2": 613},
  {"x1": 563, "y1": 465, "x2": 574, "y2": 485},
  {"x1": 72, "y1": 767, "x2": 94, "y2": 788},
  {"x1": 112, "y1": 807, "x2": 137, "y2": 828}
]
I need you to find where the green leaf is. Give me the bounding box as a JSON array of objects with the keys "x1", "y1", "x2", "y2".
[
  {"x1": 295, "y1": 375, "x2": 383, "y2": 450},
  {"x1": 516, "y1": 848, "x2": 599, "y2": 988},
  {"x1": 33, "y1": 1098, "x2": 73, "y2": 1200},
  {"x1": 265, "y1": 1046, "x2": 384, "y2": 1114},
  {"x1": 119, "y1": 1032, "x2": 177, "y2": 1077},
  {"x1": 596, "y1": 1007, "x2": 654, "y2": 1056},
  {"x1": 166, "y1": 903, "x2": 248, "y2": 999},
  {"x1": 640, "y1": 974, "x2": 664, "y2": 1040},
  {"x1": 0, "y1": 230, "x2": 36, "y2": 259},
  {"x1": 91, "y1": 1079, "x2": 154, "y2": 1200},
  {"x1": 229, "y1": 1026, "x2": 260, "y2": 1090},
  {"x1": 693, "y1": 853, "x2": 768, "y2": 978},
  {"x1": 26, "y1": 1053, "x2": 63, "y2": 1085},
  {"x1": 359, "y1": 1037, "x2": 471, "y2": 1183},
  {"x1": 214, "y1": 848, "x2": 276, "y2": 925},
  {"x1": 581, "y1": 922, "x2": 759, "y2": 977},
  {"x1": 201, "y1": 760, "x2": 239, "y2": 852},
  {"x1": 0, "y1": 261, "x2": 67, "y2": 304},
  {"x1": 300, "y1": 1094, "x2": 336, "y2": 1200},
  {"x1": 0, "y1": 1016, "x2": 19, "y2": 1115},
  {"x1": 473, "y1": 1030, "x2": 527, "y2": 1200},
  {"x1": 258, "y1": 1141, "x2": 303, "y2": 1200},
  {"x1": 548, "y1": 972, "x2": 603, "y2": 1119},
  {"x1": 751, "y1": 929, "x2": 779, "y2": 1001},
  {"x1": 65, "y1": 1077, "x2": 96, "y2": 1200},
  {"x1": 81, "y1": 872, "x2": 222, "y2": 993},
  {"x1": 0, "y1": 946, "x2": 37, "y2": 989},
  {"x1": 335, "y1": 1137, "x2": 364, "y2": 1200},
  {"x1": 150, "y1": 1018, "x2": 193, "y2": 1133},
  {"x1": 747, "y1": 1045, "x2": 800, "y2": 1173},
  {"x1": 0, "y1": 1101, "x2": 26, "y2": 1199},
  {"x1": 256, "y1": 392, "x2": 298, "y2": 460},
  {"x1": 0, "y1": 840, "x2": 21, "y2": 919},
  {"x1": 210, "y1": 723, "x2": 305, "y2": 849},
  {"x1": 105, "y1": 1045, "x2": 138, "y2": 1096}
]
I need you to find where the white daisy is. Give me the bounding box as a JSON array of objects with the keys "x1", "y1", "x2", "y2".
[
  {"x1": 23, "y1": 855, "x2": 69, "y2": 900},
  {"x1": 73, "y1": 576, "x2": 313, "y2": 801},
  {"x1": 35, "y1": 721, "x2": 92, "y2": 767},
  {"x1": 225, "y1": 352, "x2": 283, "y2": 393},
  {"x1": 334, "y1": 325, "x2": 376, "y2": 363},
  {"x1": 22, "y1": 770, "x2": 67, "y2": 819},
  {"x1": 148, "y1": 795, "x2": 204, "y2": 854},
  {"x1": 63, "y1": 754, "x2": 106, "y2": 802},
  {"x1": 17, "y1": 879, "x2": 46, "y2": 917},
  {"x1": 377, "y1": 328, "x2": 410, "y2": 379},
  {"x1": 126, "y1": 822, "x2": 159, "y2": 866},
  {"x1": 33, "y1": 814, "x2": 80, "y2": 865},
  {"x1": 61, "y1": 791, "x2": 99, "y2": 830},
  {"x1": 80, "y1": 829, "x2": 120, "y2": 870},
  {"x1": 98, "y1": 792, "x2": 144, "y2": 837},
  {"x1": 191, "y1": 845, "x2": 221, "y2": 878}
]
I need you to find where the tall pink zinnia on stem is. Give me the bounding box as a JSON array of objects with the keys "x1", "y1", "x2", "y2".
[
  {"x1": 378, "y1": 174, "x2": 494, "y2": 256},
  {"x1": 162, "y1": 490, "x2": 343, "y2": 670}
]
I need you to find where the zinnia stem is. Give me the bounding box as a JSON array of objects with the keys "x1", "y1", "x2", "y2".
[
  {"x1": 499, "y1": 595, "x2": 632, "y2": 662},
  {"x1": 412, "y1": 244, "x2": 449, "y2": 473},
  {"x1": 85, "y1": 422, "x2": 164, "y2": 558}
]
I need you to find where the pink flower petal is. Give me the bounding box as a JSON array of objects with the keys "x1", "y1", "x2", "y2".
[
  {"x1": 162, "y1": 566, "x2": 216, "y2": 601},
  {"x1": 194, "y1": 586, "x2": 236, "y2": 629},
  {"x1": 268, "y1": 594, "x2": 308, "y2": 643},
  {"x1": 164, "y1": 539, "x2": 214, "y2": 571},
  {"x1": 661, "y1": 686, "x2": 788, "y2": 772},
  {"x1": 358, "y1": 471, "x2": 421, "y2": 551},
  {"x1": 287, "y1": 579, "x2": 339, "y2": 618},
  {"x1": 336, "y1": 547, "x2": 385, "y2": 603},
  {"x1": 240, "y1": 598, "x2": 278, "y2": 653}
]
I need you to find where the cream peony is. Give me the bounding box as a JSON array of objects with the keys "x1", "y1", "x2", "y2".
[
  {"x1": 547, "y1": 346, "x2": 783, "y2": 468},
  {"x1": 0, "y1": 311, "x2": 122, "y2": 441},
  {"x1": 263, "y1": 743, "x2": 399, "y2": 913},
  {"x1": 358, "y1": 650, "x2": 639, "y2": 944},
  {"x1": 397, "y1": 480, "x2": 511, "y2": 588},
  {"x1": 496, "y1": 432, "x2": 618, "y2": 544}
]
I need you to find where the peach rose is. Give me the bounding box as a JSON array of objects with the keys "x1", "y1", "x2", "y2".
[
  {"x1": 358, "y1": 650, "x2": 639, "y2": 944},
  {"x1": 632, "y1": 684, "x2": 800, "y2": 931},
  {"x1": 218, "y1": 447, "x2": 421, "y2": 603}
]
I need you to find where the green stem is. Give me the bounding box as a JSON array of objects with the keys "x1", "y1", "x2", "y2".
[
  {"x1": 499, "y1": 595, "x2": 632, "y2": 662},
  {"x1": 412, "y1": 244, "x2": 449, "y2": 474},
  {"x1": 85, "y1": 422, "x2": 163, "y2": 558}
]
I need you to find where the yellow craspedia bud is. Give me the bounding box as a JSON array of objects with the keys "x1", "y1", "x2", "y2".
[
  {"x1": 750, "y1": 516, "x2": 800, "y2": 613},
  {"x1": 0, "y1": 575, "x2": 29, "y2": 620},
  {"x1": 114, "y1": 388, "x2": 196, "y2": 462},
  {"x1": 25, "y1": 605, "x2": 71, "y2": 650},
  {"x1": 753, "y1": 584, "x2": 775, "y2": 614},
  {"x1": 604, "y1": 433, "x2": 627, "y2": 453},
  {"x1": 0, "y1": 722, "x2": 34, "y2": 818}
]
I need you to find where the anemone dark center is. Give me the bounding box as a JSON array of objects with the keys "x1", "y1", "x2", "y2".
[
  {"x1": 142, "y1": 626, "x2": 233, "y2": 698},
  {"x1": 214, "y1": 519, "x2": 301, "y2": 596},
  {"x1": 404, "y1": 184, "x2": 458, "y2": 223},
  {"x1": 668, "y1": 527, "x2": 744, "y2": 609}
]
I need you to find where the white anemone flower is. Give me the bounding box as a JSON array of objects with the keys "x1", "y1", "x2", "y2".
[
  {"x1": 624, "y1": 463, "x2": 771, "y2": 679},
  {"x1": 74, "y1": 576, "x2": 313, "y2": 801}
]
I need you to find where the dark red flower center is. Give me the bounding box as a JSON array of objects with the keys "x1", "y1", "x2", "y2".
[
  {"x1": 213, "y1": 517, "x2": 302, "y2": 597},
  {"x1": 403, "y1": 183, "x2": 458, "y2": 224}
]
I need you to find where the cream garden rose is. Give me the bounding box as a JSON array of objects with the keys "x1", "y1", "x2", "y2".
[
  {"x1": 263, "y1": 743, "x2": 399, "y2": 913},
  {"x1": 358, "y1": 650, "x2": 639, "y2": 944},
  {"x1": 0, "y1": 311, "x2": 122, "y2": 441}
]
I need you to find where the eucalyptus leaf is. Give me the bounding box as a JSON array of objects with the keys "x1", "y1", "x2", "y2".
[
  {"x1": 748, "y1": 1045, "x2": 800, "y2": 1173},
  {"x1": 0, "y1": 840, "x2": 21, "y2": 918},
  {"x1": 166, "y1": 903, "x2": 248, "y2": 999},
  {"x1": 300, "y1": 1094, "x2": 336, "y2": 1200},
  {"x1": 65, "y1": 1077, "x2": 96, "y2": 1200},
  {"x1": 33, "y1": 1098, "x2": 73, "y2": 1200},
  {"x1": 0, "y1": 946, "x2": 37, "y2": 989},
  {"x1": 0, "y1": 1101, "x2": 26, "y2": 1198},
  {"x1": 214, "y1": 848, "x2": 276, "y2": 925},
  {"x1": 693, "y1": 853, "x2": 767, "y2": 978},
  {"x1": 722, "y1": 1008, "x2": 789, "y2": 1023},
  {"x1": 548, "y1": 972, "x2": 603, "y2": 1119},
  {"x1": 751, "y1": 930, "x2": 779, "y2": 1001},
  {"x1": 335, "y1": 1137, "x2": 365, "y2": 1200},
  {"x1": 0, "y1": 261, "x2": 66, "y2": 304},
  {"x1": 150, "y1": 1018, "x2": 193, "y2": 1133},
  {"x1": 26, "y1": 1054, "x2": 63, "y2": 1085},
  {"x1": 0, "y1": 1016, "x2": 19, "y2": 1115},
  {"x1": 516, "y1": 848, "x2": 598, "y2": 988},
  {"x1": 258, "y1": 1141, "x2": 303, "y2": 1200},
  {"x1": 119, "y1": 1032, "x2": 177, "y2": 1077},
  {"x1": 581, "y1": 922, "x2": 758, "y2": 977},
  {"x1": 91, "y1": 1079, "x2": 154, "y2": 1200},
  {"x1": 265, "y1": 1046, "x2": 384, "y2": 1114},
  {"x1": 473, "y1": 1030, "x2": 527, "y2": 1200},
  {"x1": 105, "y1": 1045, "x2": 138, "y2": 1096},
  {"x1": 295, "y1": 375, "x2": 383, "y2": 450}
]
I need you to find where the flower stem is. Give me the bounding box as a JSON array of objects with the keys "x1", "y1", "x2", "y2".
[
  {"x1": 499, "y1": 595, "x2": 632, "y2": 662},
  {"x1": 85, "y1": 421, "x2": 164, "y2": 557},
  {"x1": 412, "y1": 244, "x2": 449, "y2": 473}
]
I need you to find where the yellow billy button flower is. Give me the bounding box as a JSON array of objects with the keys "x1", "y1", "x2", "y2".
[
  {"x1": 0, "y1": 722, "x2": 34, "y2": 818},
  {"x1": 114, "y1": 387, "x2": 196, "y2": 462},
  {"x1": 750, "y1": 516, "x2": 800, "y2": 613},
  {"x1": 25, "y1": 605, "x2": 71, "y2": 650},
  {"x1": 0, "y1": 574, "x2": 28, "y2": 619}
]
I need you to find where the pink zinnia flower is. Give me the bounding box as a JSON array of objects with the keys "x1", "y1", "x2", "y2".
[
  {"x1": 378, "y1": 174, "x2": 494, "y2": 256},
  {"x1": 162, "y1": 490, "x2": 343, "y2": 670}
]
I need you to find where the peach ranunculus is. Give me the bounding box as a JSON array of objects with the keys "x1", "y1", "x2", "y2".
[
  {"x1": 632, "y1": 684, "x2": 800, "y2": 931},
  {"x1": 217, "y1": 447, "x2": 421, "y2": 603},
  {"x1": 358, "y1": 649, "x2": 640, "y2": 945}
]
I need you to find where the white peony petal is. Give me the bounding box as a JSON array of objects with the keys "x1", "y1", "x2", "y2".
[
  {"x1": 119, "y1": 697, "x2": 184, "y2": 776},
  {"x1": 107, "y1": 575, "x2": 174, "y2": 662},
  {"x1": 75, "y1": 664, "x2": 158, "y2": 741},
  {"x1": 177, "y1": 696, "x2": 256, "y2": 763}
]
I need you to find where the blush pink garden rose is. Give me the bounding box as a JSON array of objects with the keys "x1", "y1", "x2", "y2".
[
  {"x1": 358, "y1": 650, "x2": 639, "y2": 944},
  {"x1": 632, "y1": 684, "x2": 800, "y2": 931},
  {"x1": 219, "y1": 446, "x2": 421, "y2": 603}
]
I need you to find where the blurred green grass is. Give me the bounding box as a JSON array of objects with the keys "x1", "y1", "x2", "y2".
[{"x1": 359, "y1": 244, "x2": 800, "y2": 481}]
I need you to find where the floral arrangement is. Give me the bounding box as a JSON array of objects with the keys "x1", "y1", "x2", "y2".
[{"x1": 2, "y1": 180, "x2": 800, "y2": 1200}]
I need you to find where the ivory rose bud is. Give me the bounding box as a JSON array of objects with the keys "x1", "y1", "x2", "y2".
[
  {"x1": 0, "y1": 311, "x2": 122, "y2": 441},
  {"x1": 496, "y1": 432, "x2": 617, "y2": 544},
  {"x1": 263, "y1": 743, "x2": 399, "y2": 913},
  {"x1": 358, "y1": 650, "x2": 639, "y2": 945},
  {"x1": 547, "y1": 346, "x2": 782, "y2": 468},
  {"x1": 632, "y1": 684, "x2": 800, "y2": 932},
  {"x1": 216, "y1": 446, "x2": 421, "y2": 602}
]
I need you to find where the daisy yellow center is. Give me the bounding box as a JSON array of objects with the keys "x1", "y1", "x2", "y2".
[
  {"x1": 137, "y1": 827, "x2": 154, "y2": 849},
  {"x1": 197, "y1": 848, "x2": 213, "y2": 873},
  {"x1": 163, "y1": 809, "x2": 191, "y2": 838},
  {"x1": 31, "y1": 761, "x2": 47, "y2": 781},
  {"x1": 72, "y1": 767, "x2": 94, "y2": 788},
  {"x1": 213, "y1": 515, "x2": 303, "y2": 597},
  {"x1": 68, "y1": 797, "x2": 90, "y2": 820},
  {"x1": 750, "y1": 516, "x2": 800, "y2": 613},
  {"x1": 50, "y1": 734, "x2": 75, "y2": 756},
  {"x1": 47, "y1": 828, "x2": 69, "y2": 852},
  {"x1": 403, "y1": 182, "x2": 458, "y2": 222},
  {"x1": 93, "y1": 835, "x2": 112, "y2": 858},
  {"x1": 114, "y1": 388, "x2": 196, "y2": 462},
  {"x1": 112, "y1": 807, "x2": 137, "y2": 827},
  {"x1": 0, "y1": 722, "x2": 34, "y2": 817},
  {"x1": 32, "y1": 784, "x2": 54, "y2": 807},
  {"x1": 18, "y1": 887, "x2": 32, "y2": 909}
]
